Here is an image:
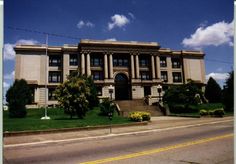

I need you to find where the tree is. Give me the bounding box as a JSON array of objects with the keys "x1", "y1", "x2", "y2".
[
  {"x1": 204, "y1": 77, "x2": 222, "y2": 103},
  {"x1": 99, "y1": 98, "x2": 116, "y2": 116},
  {"x1": 222, "y1": 71, "x2": 234, "y2": 112},
  {"x1": 55, "y1": 69, "x2": 98, "y2": 119},
  {"x1": 6, "y1": 79, "x2": 32, "y2": 118}
]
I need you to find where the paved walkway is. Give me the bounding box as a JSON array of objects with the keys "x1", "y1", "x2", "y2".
[{"x1": 4, "y1": 116, "x2": 233, "y2": 146}]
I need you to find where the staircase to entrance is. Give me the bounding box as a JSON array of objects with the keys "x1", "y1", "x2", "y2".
[{"x1": 115, "y1": 99, "x2": 164, "y2": 117}]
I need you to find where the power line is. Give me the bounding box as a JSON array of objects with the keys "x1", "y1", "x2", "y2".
[
  {"x1": 6, "y1": 26, "x2": 81, "y2": 40},
  {"x1": 205, "y1": 58, "x2": 233, "y2": 64},
  {"x1": 6, "y1": 26, "x2": 234, "y2": 65}
]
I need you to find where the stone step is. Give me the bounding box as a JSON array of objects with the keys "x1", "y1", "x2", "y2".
[{"x1": 115, "y1": 100, "x2": 163, "y2": 117}]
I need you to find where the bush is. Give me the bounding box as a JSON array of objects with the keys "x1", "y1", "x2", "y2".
[
  {"x1": 99, "y1": 99, "x2": 116, "y2": 116},
  {"x1": 129, "y1": 112, "x2": 151, "y2": 122},
  {"x1": 208, "y1": 110, "x2": 214, "y2": 116},
  {"x1": 213, "y1": 109, "x2": 225, "y2": 117},
  {"x1": 199, "y1": 109, "x2": 208, "y2": 116},
  {"x1": 169, "y1": 104, "x2": 186, "y2": 114}
]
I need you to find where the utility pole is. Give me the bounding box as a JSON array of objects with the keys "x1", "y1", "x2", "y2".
[{"x1": 41, "y1": 34, "x2": 50, "y2": 120}]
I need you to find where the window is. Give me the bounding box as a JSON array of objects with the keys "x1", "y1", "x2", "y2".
[
  {"x1": 49, "y1": 71, "x2": 62, "y2": 83},
  {"x1": 92, "y1": 71, "x2": 104, "y2": 80},
  {"x1": 161, "y1": 71, "x2": 168, "y2": 82},
  {"x1": 173, "y1": 72, "x2": 182, "y2": 82},
  {"x1": 69, "y1": 70, "x2": 78, "y2": 76},
  {"x1": 172, "y1": 58, "x2": 181, "y2": 68},
  {"x1": 70, "y1": 54, "x2": 78, "y2": 66},
  {"x1": 48, "y1": 88, "x2": 56, "y2": 100},
  {"x1": 91, "y1": 57, "x2": 103, "y2": 66},
  {"x1": 139, "y1": 58, "x2": 149, "y2": 67},
  {"x1": 49, "y1": 55, "x2": 61, "y2": 67},
  {"x1": 160, "y1": 57, "x2": 167, "y2": 67},
  {"x1": 96, "y1": 86, "x2": 102, "y2": 96},
  {"x1": 141, "y1": 71, "x2": 151, "y2": 80},
  {"x1": 113, "y1": 57, "x2": 129, "y2": 67}
]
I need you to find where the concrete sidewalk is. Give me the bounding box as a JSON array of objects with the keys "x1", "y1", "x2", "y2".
[{"x1": 4, "y1": 116, "x2": 233, "y2": 146}]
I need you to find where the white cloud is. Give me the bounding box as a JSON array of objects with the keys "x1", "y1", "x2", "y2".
[
  {"x1": 77, "y1": 20, "x2": 94, "y2": 29},
  {"x1": 16, "y1": 39, "x2": 39, "y2": 45},
  {"x1": 105, "y1": 38, "x2": 117, "y2": 41},
  {"x1": 4, "y1": 44, "x2": 15, "y2": 60},
  {"x1": 4, "y1": 39, "x2": 39, "y2": 60},
  {"x1": 108, "y1": 14, "x2": 130, "y2": 30},
  {"x1": 3, "y1": 82, "x2": 10, "y2": 88},
  {"x1": 128, "y1": 12, "x2": 135, "y2": 19},
  {"x1": 206, "y1": 72, "x2": 229, "y2": 81},
  {"x1": 182, "y1": 20, "x2": 234, "y2": 49},
  {"x1": 4, "y1": 71, "x2": 15, "y2": 80}
]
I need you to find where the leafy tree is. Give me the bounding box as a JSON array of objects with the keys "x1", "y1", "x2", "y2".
[
  {"x1": 204, "y1": 77, "x2": 222, "y2": 103},
  {"x1": 163, "y1": 80, "x2": 203, "y2": 106},
  {"x1": 85, "y1": 76, "x2": 99, "y2": 109},
  {"x1": 222, "y1": 71, "x2": 234, "y2": 112},
  {"x1": 55, "y1": 69, "x2": 98, "y2": 119},
  {"x1": 6, "y1": 79, "x2": 32, "y2": 118}
]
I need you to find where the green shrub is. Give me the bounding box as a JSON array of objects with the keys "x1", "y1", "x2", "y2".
[
  {"x1": 199, "y1": 109, "x2": 208, "y2": 116},
  {"x1": 213, "y1": 109, "x2": 225, "y2": 117},
  {"x1": 129, "y1": 112, "x2": 151, "y2": 122},
  {"x1": 209, "y1": 110, "x2": 214, "y2": 116},
  {"x1": 169, "y1": 104, "x2": 186, "y2": 113}
]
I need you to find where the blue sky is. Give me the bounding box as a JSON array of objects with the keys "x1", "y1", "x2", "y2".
[{"x1": 3, "y1": 0, "x2": 234, "y2": 98}]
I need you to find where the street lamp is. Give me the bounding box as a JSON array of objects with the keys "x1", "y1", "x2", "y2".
[
  {"x1": 108, "y1": 85, "x2": 114, "y2": 101},
  {"x1": 157, "y1": 84, "x2": 162, "y2": 103},
  {"x1": 108, "y1": 85, "x2": 114, "y2": 134}
]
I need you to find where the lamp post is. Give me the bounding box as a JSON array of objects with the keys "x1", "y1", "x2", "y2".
[
  {"x1": 108, "y1": 85, "x2": 114, "y2": 134},
  {"x1": 157, "y1": 84, "x2": 162, "y2": 103},
  {"x1": 108, "y1": 85, "x2": 114, "y2": 101}
]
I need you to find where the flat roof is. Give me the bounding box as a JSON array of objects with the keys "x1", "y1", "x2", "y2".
[{"x1": 79, "y1": 39, "x2": 160, "y2": 47}]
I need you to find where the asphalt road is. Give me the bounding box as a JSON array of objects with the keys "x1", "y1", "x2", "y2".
[{"x1": 4, "y1": 120, "x2": 233, "y2": 164}]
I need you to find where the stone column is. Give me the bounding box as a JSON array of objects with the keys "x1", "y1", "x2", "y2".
[
  {"x1": 167, "y1": 57, "x2": 173, "y2": 83},
  {"x1": 104, "y1": 53, "x2": 108, "y2": 79},
  {"x1": 109, "y1": 54, "x2": 113, "y2": 79},
  {"x1": 81, "y1": 53, "x2": 85, "y2": 74},
  {"x1": 155, "y1": 55, "x2": 160, "y2": 79},
  {"x1": 86, "y1": 53, "x2": 91, "y2": 76},
  {"x1": 135, "y1": 54, "x2": 140, "y2": 78},
  {"x1": 63, "y1": 54, "x2": 69, "y2": 81},
  {"x1": 151, "y1": 55, "x2": 156, "y2": 79},
  {"x1": 131, "y1": 54, "x2": 135, "y2": 79}
]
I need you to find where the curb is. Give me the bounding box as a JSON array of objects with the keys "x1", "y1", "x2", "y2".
[{"x1": 4, "y1": 121, "x2": 149, "y2": 137}]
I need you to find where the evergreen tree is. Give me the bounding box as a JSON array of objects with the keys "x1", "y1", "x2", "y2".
[
  {"x1": 204, "y1": 77, "x2": 222, "y2": 103},
  {"x1": 222, "y1": 71, "x2": 234, "y2": 112},
  {"x1": 6, "y1": 79, "x2": 32, "y2": 118}
]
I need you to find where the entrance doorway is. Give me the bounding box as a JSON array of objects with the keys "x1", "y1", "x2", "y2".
[{"x1": 115, "y1": 73, "x2": 130, "y2": 100}]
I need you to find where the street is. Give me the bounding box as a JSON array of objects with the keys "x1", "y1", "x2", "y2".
[{"x1": 4, "y1": 119, "x2": 233, "y2": 164}]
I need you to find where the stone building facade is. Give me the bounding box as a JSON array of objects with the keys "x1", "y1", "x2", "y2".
[{"x1": 14, "y1": 39, "x2": 206, "y2": 106}]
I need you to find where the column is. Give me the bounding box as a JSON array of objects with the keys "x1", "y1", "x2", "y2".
[
  {"x1": 131, "y1": 54, "x2": 135, "y2": 79},
  {"x1": 86, "y1": 53, "x2": 91, "y2": 76},
  {"x1": 135, "y1": 54, "x2": 140, "y2": 78},
  {"x1": 155, "y1": 55, "x2": 160, "y2": 79},
  {"x1": 63, "y1": 54, "x2": 69, "y2": 81},
  {"x1": 109, "y1": 54, "x2": 113, "y2": 79},
  {"x1": 81, "y1": 53, "x2": 85, "y2": 74},
  {"x1": 167, "y1": 57, "x2": 173, "y2": 83},
  {"x1": 104, "y1": 53, "x2": 108, "y2": 79},
  {"x1": 151, "y1": 55, "x2": 156, "y2": 79}
]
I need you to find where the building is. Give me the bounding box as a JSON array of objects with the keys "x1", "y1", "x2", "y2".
[{"x1": 14, "y1": 39, "x2": 206, "y2": 106}]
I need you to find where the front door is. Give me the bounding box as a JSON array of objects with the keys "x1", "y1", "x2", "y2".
[{"x1": 115, "y1": 73, "x2": 130, "y2": 100}]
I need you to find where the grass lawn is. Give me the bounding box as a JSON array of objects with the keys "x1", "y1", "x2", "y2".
[{"x1": 3, "y1": 107, "x2": 131, "y2": 132}]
